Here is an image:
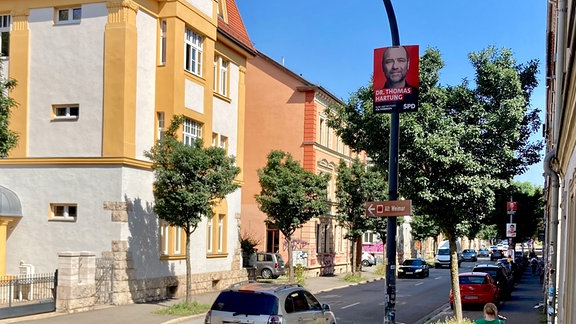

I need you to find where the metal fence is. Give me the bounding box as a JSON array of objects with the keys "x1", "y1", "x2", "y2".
[{"x1": 0, "y1": 272, "x2": 56, "y2": 319}]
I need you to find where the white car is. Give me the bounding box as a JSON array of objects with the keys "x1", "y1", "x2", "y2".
[
  {"x1": 205, "y1": 282, "x2": 337, "y2": 324},
  {"x1": 362, "y1": 251, "x2": 376, "y2": 267}
]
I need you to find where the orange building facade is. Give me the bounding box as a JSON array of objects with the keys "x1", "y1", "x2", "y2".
[{"x1": 242, "y1": 51, "x2": 366, "y2": 276}]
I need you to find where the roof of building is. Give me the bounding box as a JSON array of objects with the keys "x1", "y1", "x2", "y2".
[{"x1": 218, "y1": 0, "x2": 256, "y2": 53}]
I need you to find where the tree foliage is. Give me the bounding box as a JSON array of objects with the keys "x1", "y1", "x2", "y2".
[
  {"x1": 145, "y1": 115, "x2": 240, "y2": 303},
  {"x1": 0, "y1": 76, "x2": 18, "y2": 157},
  {"x1": 256, "y1": 150, "x2": 329, "y2": 282},
  {"x1": 335, "y1": 158, "x2": 387, "y2": 272},
  {"x1": 326, "y1": 46, "x2": 542, "y2": 321}
]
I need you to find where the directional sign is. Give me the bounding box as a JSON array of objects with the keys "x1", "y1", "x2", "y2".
[{"x1": 365, "y1": 200, "x2": 412, "y2": 217}]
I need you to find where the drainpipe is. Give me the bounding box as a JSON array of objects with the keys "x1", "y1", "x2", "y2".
[
  {"x1": 544, "y1": 0, "x2": 567, "y2": 322},
  {"x1": 543, "y1": 150, "x2": 559, "y2": 324}
]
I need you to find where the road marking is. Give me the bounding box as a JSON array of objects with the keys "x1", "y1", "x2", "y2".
[
  {"x1": 341, "y1": 302, "x2": 360, "y2": 309},
  {"x1": 415, "y1": 282, "x2": 424, "y2": 286}
]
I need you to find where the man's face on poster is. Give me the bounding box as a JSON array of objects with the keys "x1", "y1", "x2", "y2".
[{"x1": 383, "y1": 47, "x2": 409, "y2": 87}]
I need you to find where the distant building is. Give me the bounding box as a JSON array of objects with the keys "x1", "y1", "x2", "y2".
[{"x1": 242, "y1": 50, "x2": 367, "y2": 276}]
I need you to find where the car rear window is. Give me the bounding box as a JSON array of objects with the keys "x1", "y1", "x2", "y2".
[
  {"x1": 474, "y1": 268, "x2": 497, "y2": 277},
  {"x1": 459, "y1": 276, "x2": 487, "y2": 284},
  {"x1": 211, "y1": 291, "x2": 278, "y2": 315},
  {"x1": 275, "y1": 253, "x2": 285, "y2": 266}
]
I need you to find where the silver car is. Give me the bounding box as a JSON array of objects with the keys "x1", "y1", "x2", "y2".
[{"x1": 205, "y1": 282, "x2": 337, "y2": 324}]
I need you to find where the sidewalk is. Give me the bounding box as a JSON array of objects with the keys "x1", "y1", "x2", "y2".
[
  {"x1": 1, "y1": 268, "x2": 385, "y2": 324},
  {"x1": 1, "y1": 265, "x2": 544, "y2": 324},
  {"x1": 425, "y1": 265, "x2": 545, "y2": 324}
]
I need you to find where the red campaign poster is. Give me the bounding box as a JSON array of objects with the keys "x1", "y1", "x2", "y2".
[{"x1": 373, "y1": 45, "x2": 419, "y2": 113}]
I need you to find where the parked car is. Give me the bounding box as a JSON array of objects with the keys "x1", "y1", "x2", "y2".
[
  {"x1": 473, "y1": 264, "x2": 514, "y2": 299},
  {"x1": 254, "y1": 252, "x2": 286, "y2": 279},
  {"x1": 461, "y1": 249, "x2": 478, "y2": 262},
  {"x1": 450, "y1": 272, "x2": 500, "y2": 308},
  {"x1": 362, "y1": 251, "x2": 376, "y2": 267},
  {"x1": 478, "y1": 248, "x2": 490, "y2": 257},
  {"x1": 397, "y1": 258, "x2": 430, "y2": 278},
  {"x1": 490, "y1": 249, "x2": 504, "y2": 261},
  {"x1": 205, "y1": 282, "x2": 337, "y2": 324}
]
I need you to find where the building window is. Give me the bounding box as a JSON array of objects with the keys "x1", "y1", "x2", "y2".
[
  {"x1": 159, "y1": 19, "x2": 167, "y2": 65},
  {"x1": 208, "y1": 213, "x2": 227, "y2": 254},
  {"x1": 217, "y1": 214, "x2": 224, "y2": 252},
  {"x1": 50, "y1": 204, "x2": 77, "y2": 222},
  {"x1": 0, "y1": 15, "x2": 10, "y2": 57},
  {"x1": 184, "y1": 27, "x2": 203, "y2": 76},
  {"x1": 159, "y1": 221, "x2": 185, "y2": 258},
  {"x1": 207, "y1": 220, "x2": 213, "y2": 252},
  {"x1": 53, "y1": 105, "x2": 79, "y2": 120},
  {"x1": 213, "y1": 55, "x2": 229, "y2": 96},
  {"x1": 183, "y1": 118, "x2": 202, "y2": 146},
  {"x1": 174, "y1": 226, "x2": 181, "y2": 254},
  {"x1": 157, "y1": 112, "x2": 165, "y2": 141},
  {"x1": 56, "y1": 7, "x2": 82, "y2": 24},
  {"x1": 319, "y1": 118, "x2": 325, "y2": 145}
]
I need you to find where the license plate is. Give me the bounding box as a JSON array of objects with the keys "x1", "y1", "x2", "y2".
[
  {"x1": 406, "y1": 272, "x2": 413, "y2": 274},
  {"x1": 464, "y1": 296, "x2": 478, "y2": 300}
]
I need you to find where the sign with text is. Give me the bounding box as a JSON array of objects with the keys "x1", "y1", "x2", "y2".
[
  {"x1": 373, "y1": 45, "x2": 419, "y2": 113},
  {"x1": 366, "y1": 200, "x2": 412, "y2": 217}
]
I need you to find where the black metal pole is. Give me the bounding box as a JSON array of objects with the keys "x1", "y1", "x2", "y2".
[{"x1": 382, "y1": 0, "x2": 400, "y2": 323}]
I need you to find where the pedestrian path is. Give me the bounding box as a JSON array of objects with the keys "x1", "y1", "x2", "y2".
[
  {"x1": 424, "y1": 265, "x2": 545, "y2": 324},
  {"x1": 1, "y1": 265, "x2": 545, "y2": 324}
]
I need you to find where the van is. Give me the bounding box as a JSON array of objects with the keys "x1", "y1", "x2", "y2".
[{"x1": 434, "y1": 240, "x2": 462, "y2": 268}]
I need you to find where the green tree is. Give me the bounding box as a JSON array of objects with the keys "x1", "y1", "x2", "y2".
[
  {"x1": 0, "y1": 76, "x2": 18, "y2": 157},
  {"x1": 326, "y1": 46, "x2": 542, "y2": 321},
  {"x1": 335, "y1": 158, "x2": 387, "y2": 272},
  {"x1": 256, "y1": 150, "x2": 329, "y2": 282},
  {"x1": 488, "y1": 181, "x2": 544, "y2": 245},
  {"x1": 145, "y1": 115, "x2": 240, "y2": 303},
  {"x1": 477, "y1": 224, "x2": 498, "y2": 244}
]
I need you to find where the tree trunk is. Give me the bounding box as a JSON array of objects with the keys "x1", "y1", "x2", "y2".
[
  {"x1": 449, "y1": 237, "x2": 462, "y2": 322},
  {"x1": 351, "y1": 238, "x2": 357, "y2": 274},
  {"x1": 185, "y1": 229, "x2": 192, "y2": 304},
  {"x1": 287, "y1": 235, "x2": 294, "y2": 283}
]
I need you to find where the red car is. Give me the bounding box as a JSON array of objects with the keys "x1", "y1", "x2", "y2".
[{"x1": 450, "y1": 272, "x2": 500, "y2": 308}]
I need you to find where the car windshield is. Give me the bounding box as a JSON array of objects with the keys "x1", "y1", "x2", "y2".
[
  {"x1": 438, "y1": 249, "x2": 450, "y2": 255},
  {"x1": 402, "y1": 259, "x2": 421, "y2": 266},
  {"x1": 211, "y1": 291, "x2": 278, "y2": 315}
]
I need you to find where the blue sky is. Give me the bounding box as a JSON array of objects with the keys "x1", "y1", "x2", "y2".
[{"x1": 236, "y1": 0, "x2": 547, "y2": 186}]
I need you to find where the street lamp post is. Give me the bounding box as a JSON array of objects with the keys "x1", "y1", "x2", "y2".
[{"x1": 382, "y1": 1, "x2": 400, "y2": 323}]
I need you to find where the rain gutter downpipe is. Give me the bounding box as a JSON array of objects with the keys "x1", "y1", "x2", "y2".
[{"x1": 544, "y1": 0, "x2": 566, "y2": 323}]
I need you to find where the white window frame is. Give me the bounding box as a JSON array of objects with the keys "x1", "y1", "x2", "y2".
[
  {"x1": 50, "y1": 204, "x2": 77, "y2": 222},
  {"x1": 160, "y1": 221, "x2": 169, "y2": 255},
  {"x1": 53, "y1": 105, "x2": 79, "y2": 120},
  {"x1": 56, "y1": 7, "x2": 82, "y2": 24},
  {"x1": 183, "y1": 118, "x2": 202, "y2": 146},
  {"x1": 159, "y1": 19, "x2": 167, "y2": 65},
  {"x1": 0, "y1": 15, "x2": 10, "y2": 58},
  {"x1": 207, "y1": 221, "x2": 213, "y2": 253},
  {"x1": 174, "y1": 226, "x2": 181, "y2": 254},
  {"x1": 217, "y1": 215, "x2": 224, "y2": 252},
  {"x1": 184, "y1": 27, "x2": 203, "y2": 76},
  {"x1": 157, "y1": 112, "x2": 165, "y2": 141}
]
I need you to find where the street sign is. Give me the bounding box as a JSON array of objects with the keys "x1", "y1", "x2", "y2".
[{"x1": 366, "y1": 200, "x2": 412, "y2": 217}]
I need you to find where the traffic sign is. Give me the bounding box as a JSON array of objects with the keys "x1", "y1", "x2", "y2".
[{"x1": 365, "y1": 200, "x2": 412, "y2": 217}]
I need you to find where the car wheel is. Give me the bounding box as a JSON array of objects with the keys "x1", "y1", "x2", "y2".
[
  {"x1": 362, "y1": 260, "x2": 370, "y2": 267},
  {"x1": 261, "y1": 268, "x2": 273, "y2": 279}
]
